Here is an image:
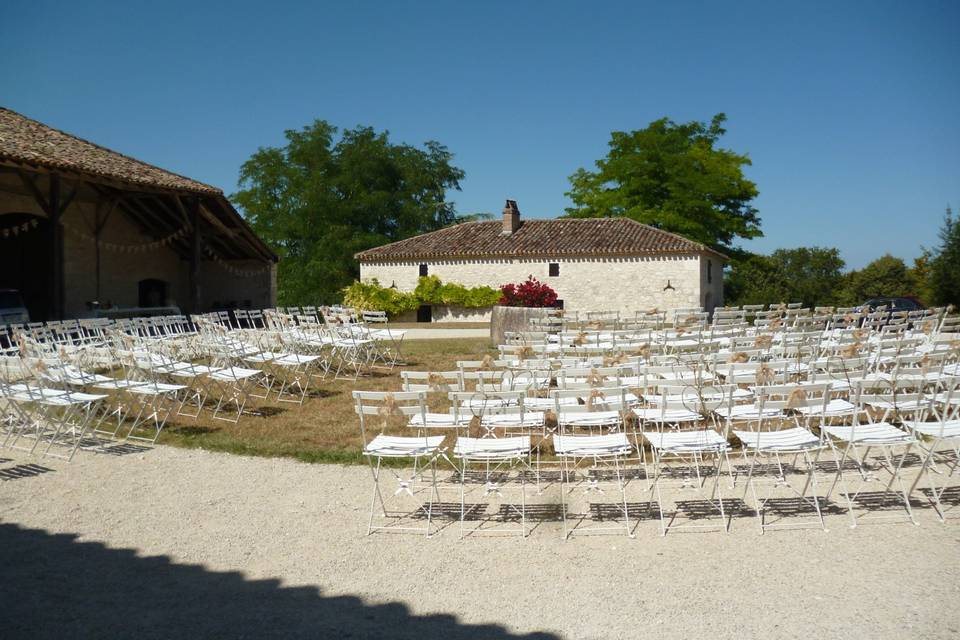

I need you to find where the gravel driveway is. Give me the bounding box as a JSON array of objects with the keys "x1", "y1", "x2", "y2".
[{"x1": 0, "y1": 445, "x2": 957, "y2": 639}]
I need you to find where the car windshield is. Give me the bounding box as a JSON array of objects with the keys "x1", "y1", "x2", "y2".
[{"x1": 0, "y1": 291, "x2": 25, "y2": 309}]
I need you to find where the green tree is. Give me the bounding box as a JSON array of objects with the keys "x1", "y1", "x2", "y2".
[
  {"x1": 929, "y1": 206, "x2": 960, "y2": 306},
  {"x1": 725, "y1": 247, "x2": 845, "y2": 308},
  {"x1": 564, "y1": 113, "x2": 761, "y2": 253},
  {"x1": 839, "y1": 254, "x2": 917, "y2": 304},
  {"x1": 910, "y1": 251, "x2": 935, "y2": 305},
  {"x1": 232, "y1": 120, "x2": 464, "y2": 304}
]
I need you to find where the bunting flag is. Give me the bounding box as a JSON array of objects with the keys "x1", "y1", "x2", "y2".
[
  {"x1": 203, "y1": 243, "x2": 272, "y2": 277},
  {"x1": 63, "y1": 224, "x2": 189, "y2": 253},
  {"x1": 0, "y1": 218, "x2": 41, "y2": 240}
]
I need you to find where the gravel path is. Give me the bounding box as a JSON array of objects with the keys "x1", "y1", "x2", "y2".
[{"x1": 0, "y1": 445, "x2": 957, "y2": 639}]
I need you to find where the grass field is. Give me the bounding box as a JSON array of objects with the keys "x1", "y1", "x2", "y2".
[{"x1": 158, "y1": 338, "x2": 494, "y2": 464}]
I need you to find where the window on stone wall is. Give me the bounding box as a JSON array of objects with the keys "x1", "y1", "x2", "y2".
[
  {"x1": 548, "y1": 262, "x2": 560, "y2": 277},
  {"x1": 419, "y1": 264, "x2": 428, "y2": 277},
  {"x1": 707, "y1": 260, "x2": 713, "y2": 284}
]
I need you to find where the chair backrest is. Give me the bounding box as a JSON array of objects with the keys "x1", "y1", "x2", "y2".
[
  {"x1": 400, "y1": 370, "x2": 463, "y2": 393},
  {"x1": 551, "y1": 385, "x2": 634, "y2": 413},
  {"x1": 352, "y1": 390, "x2": 427, "y2": 443},
  {"x1": 556, "y1": 366, "x2": 622, "y2": 390}
]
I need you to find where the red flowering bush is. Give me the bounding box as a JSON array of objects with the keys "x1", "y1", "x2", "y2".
[{"x1": 498, "y1": 276, "x2": 558, "y2": 308}]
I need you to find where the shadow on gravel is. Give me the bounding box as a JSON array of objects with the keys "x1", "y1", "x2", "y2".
[
  {"x1": 0, "y1": 463, "x2": 55, "y2": 481},
  {"x1": 0, "y1": 523, "x2": 561, "y2": 640}
]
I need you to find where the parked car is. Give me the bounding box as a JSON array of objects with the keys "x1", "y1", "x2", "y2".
[
  {"x1": 861, "y1": 297, "x2": 924, "y2": 312},
  {"x1": 0, "y1": 289, "x2": 30, "y2": 324}
]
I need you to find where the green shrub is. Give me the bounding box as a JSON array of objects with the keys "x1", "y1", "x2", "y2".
[{"x1": 343, "y1": 276, "x2": 500, "y2": 316}]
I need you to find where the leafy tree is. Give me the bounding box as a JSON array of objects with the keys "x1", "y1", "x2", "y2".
[
  {"x1": 929, "y1": 206, "x2": 960, "y2": 306},
  {"x1": 723, "y1": 253, "x2": 784, "y2": 306},
  {"x1": 910, "y1": 251, "x2": 935, "y2": 305},
  {"x1": 725, "y1": 247, "x2": 845, "y2": 308},
  {"x1": 564, "y1": 113, "x2": 761, "y2": 253},
  {"x1": 233, "y1": 120, "x2": 464, "y2": 304},
  {"x1": 839, "y1": 254, "x2": 917, "y2": 304}
]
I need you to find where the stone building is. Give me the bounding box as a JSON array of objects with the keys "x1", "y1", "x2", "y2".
[
  {"x1": 0, "y1": 107, "x2": 277, "y2": 321},
  {"x1": 356, "y1": 200, "x2": 726, "y2": 318}
]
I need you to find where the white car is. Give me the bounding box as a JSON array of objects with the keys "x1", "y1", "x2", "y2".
[{"x1": 0, "y1": 289, "x2": 30, "y2": 324}]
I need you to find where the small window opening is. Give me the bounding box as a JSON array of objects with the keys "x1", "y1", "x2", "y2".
[
  {"x1": 548, "y1": 263, "x2": 560, "y2": 277},
  {"x1": 707, "y1": 260, "x2": 713, "y2": 284},
  {"x1": 419, "y1": 264, "x2": 428, "y2": 277}
]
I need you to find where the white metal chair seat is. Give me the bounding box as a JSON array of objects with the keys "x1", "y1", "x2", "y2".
[
  {"x1": 633, "y1": 407, "x2": 702, "y2": 423},
  {"x1": 454, "y1": 436, "x2": 530, "y2": 460},
  {"x1": 271, "y1": 353, "x2": 322, "y2": 367},
  {"x1": 822, "y1": 422, "x2": 914, "y2": 444},
  {"x1": 656, "y1": 370, "x2": 716, "y2": 382},
  {"x1": 714, "y1": 403, "x2": 782, "y2": 420},
  {"x1": 643, "y1": 429, "x2": 729, "y2": 452},
  {"x1": 773, "y1": 362, "x2": 810, "y2": 375},
  {"x1": 733, "y1": 427, "x2": 822, "y2": 451},
  {"x1": 52, "y1": 366, "x2": 115, "y2": 386},
  {"x1": 794, "y1": 398, "x2": 858, "y2": 417},
  {"x1": 927, "y1": 391, "x2": 960, "y2": 406},
  {"x1": 209, "y1": 366, "x2": 262, "y2": 381},
  {"x1": 481, "y1": 413, "x2": 546, "y2": 428},
  {"x1": 407, "y1": 412, "x2": 471, "y2": 428},
  {"x1": 368, "y1": 328, "x2": 406, "y2": 340},
  {"x1": 862, "y1": 397, "x2": 926, "y2": 412},
  {"x1": 646, "y1": 389, "x2": 751, "y2": 405},
  {"x1": 510, "y1": 374, "x2": 550, "y2": 389},
  {"x1": 8, "y1": 384, "x2": 68, "y2": 400},
  {"x1": 461, "y1": 397, "x2": 515, "y2": 409},
  {"x1": 127, "y1": 382, "x2": 187, "y2": 395},
  {"x1": 903, "y1": 419, "x2": 960, "y2": 439},
  {"x1": 221, "y1": 342, "x2": 263, "y2": 357},
  {"x1": 556, "y1": 410, "x2": 622, "y2": 427},
  {"x1": 524, "y1": 396, "x2": 580, "y2": 409},
  {"x1": 363, "y1": 434, "x2": 445, "y2": 458},
  {"x1": 166, "y1": 363, "x2": 223, "y2": 377},
  {"x1": 93, "y1": 379, "x2": 149, "y2": 391},
  {"x1": 554, "y1": 433, "x2": 631, "y2": 457},
  {"x1": 38, "y1": 390, "x2": 108, "y2": 407},
  {"x1": 243, "y1": 352, "x2": 281, "y2": 364}
]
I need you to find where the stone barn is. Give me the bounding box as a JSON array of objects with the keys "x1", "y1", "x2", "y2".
[
  {"x1": 356, "y1": 200, "x2": 726, "y2": 318},
  {"x1": 0, "y1": 107, "x2": 277, "y2": 321}
]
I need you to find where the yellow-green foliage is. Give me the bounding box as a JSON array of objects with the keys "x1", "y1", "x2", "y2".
[{"x1": 343, "y1": 276, "x2": 501, "y2": 316}]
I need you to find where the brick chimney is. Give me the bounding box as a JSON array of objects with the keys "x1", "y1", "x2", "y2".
[{"x1": 502, "y1": 199, "x2": 521, "y2": 235}]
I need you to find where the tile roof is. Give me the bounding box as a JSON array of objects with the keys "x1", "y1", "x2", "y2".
[
  {"x1": 356, "y1": 217, "x2": 727, "y2": 261},
  {"x1": 0, "y1": 107, "x2": 220, "y2": 194}
]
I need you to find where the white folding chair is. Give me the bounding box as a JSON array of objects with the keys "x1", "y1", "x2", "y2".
[{"x1": 354, "y1": 390, "x2": 444, "y2": 537}]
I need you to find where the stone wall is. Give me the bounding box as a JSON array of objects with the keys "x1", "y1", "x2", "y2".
[
  {"x1": 394, "y1": 305, "x2": 492, "y2": 323},
  {"x1": 360, "y1": 253, "x2": 720, "y2": 315}
]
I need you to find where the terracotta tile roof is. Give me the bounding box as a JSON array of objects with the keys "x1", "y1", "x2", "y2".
[
  {"x1": 356, "y1": 218, "x2": 728, "y2": 261},
  {"x1": 0, "y1": 107, "x2": 220, "y2": 194}
]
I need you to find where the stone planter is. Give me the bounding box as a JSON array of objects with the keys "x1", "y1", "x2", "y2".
[
  {"x1": 392, "y1": 305, "x2": 493, "y2": 323},
  {"x1": 489, "y1": 305, "x2": 558, "y2": 345}
]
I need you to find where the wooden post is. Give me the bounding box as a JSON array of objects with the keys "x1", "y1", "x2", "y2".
[
  {"x1": 49, "y1": 173, "x2": 64, "y2": 320},
  {"x1": 189, "y1": 196, "x2": 202, "y2": 313}
]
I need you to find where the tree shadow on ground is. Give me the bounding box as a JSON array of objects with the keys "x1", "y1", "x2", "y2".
[{"x1": 0, "y1": 523, "x2": 560, "y2": 639}]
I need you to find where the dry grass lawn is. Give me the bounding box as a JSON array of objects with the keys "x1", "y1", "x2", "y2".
[{"x1": 158, "y1": 338, "x2": 494, "y2": 464}]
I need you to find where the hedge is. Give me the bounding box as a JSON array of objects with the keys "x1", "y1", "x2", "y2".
[{"x1": 342, "y1": 276, "x2": 501, "y2": 316}]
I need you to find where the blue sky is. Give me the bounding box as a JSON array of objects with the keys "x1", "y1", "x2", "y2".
[{"x1": 2, "y1": 1, "x2": 957, "y2": 268}]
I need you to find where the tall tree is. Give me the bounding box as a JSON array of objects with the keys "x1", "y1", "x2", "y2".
[
  {"x1": 725, "y1": 247, "x2": 845, "y2": 308},
  {"x1": 233, "y1": 120, "x2": 464, "y2": 304},
  {"x1": 565, "y1": 113, "x2": 761, "y2": 253},
  {"x1": 839, "y1": 254, "x2": 917, "y2": 304},
  {"x1": 930, "y1": 205, "x2": 960, "y2": 306}
]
